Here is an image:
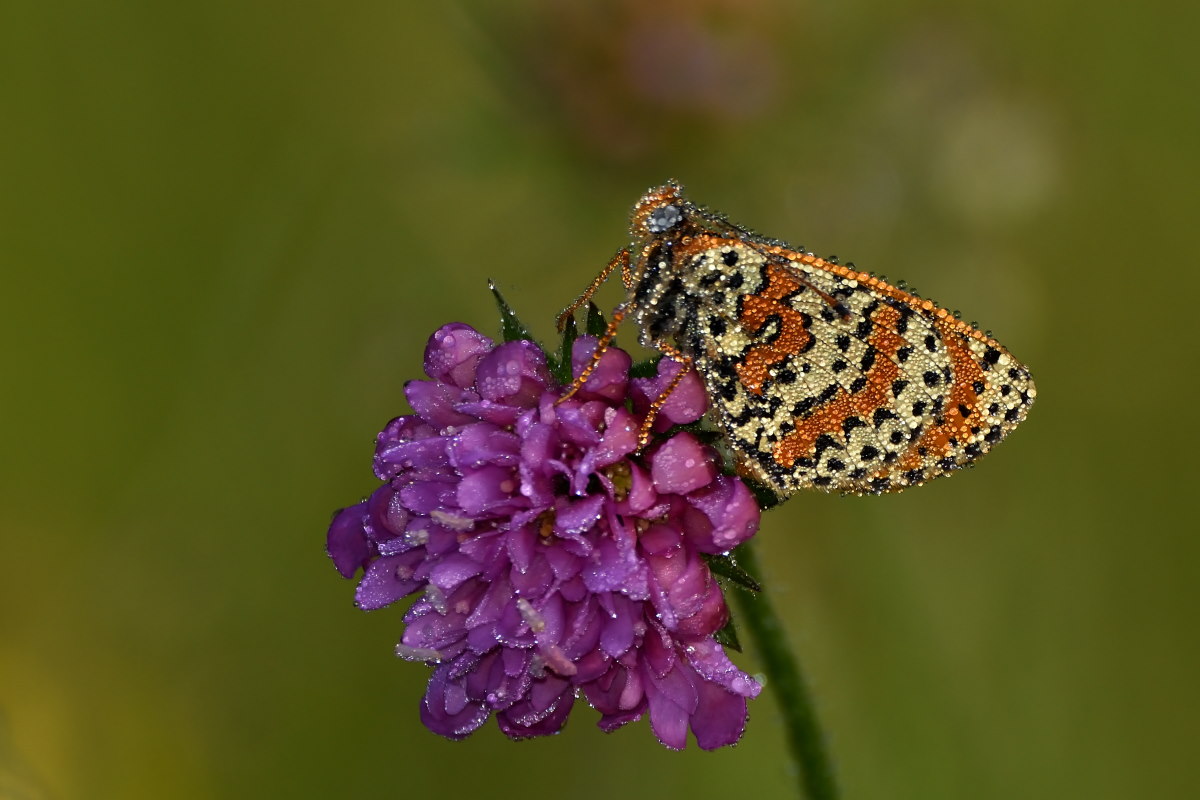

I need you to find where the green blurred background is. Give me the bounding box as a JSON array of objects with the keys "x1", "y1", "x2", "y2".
[{"x1": 2, "y1": 1, "x2": 1197, "y2": 798}]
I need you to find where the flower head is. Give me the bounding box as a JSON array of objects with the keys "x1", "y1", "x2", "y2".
[{"x1": 327, "y1": 322, "x2": 761, "y2": 749}]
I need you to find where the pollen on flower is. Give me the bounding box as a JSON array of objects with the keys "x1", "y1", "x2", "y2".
[
  {"x1": 428, "y1": 510, "x2": 472, "y2": 531},
  {"x1": 516, "y1": 598, "x2": 545, "y2": 632},
  {"x1": 326, "y1": 322, "x2": 763, "y2": 749}
]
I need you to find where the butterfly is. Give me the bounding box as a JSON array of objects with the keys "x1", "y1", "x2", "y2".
[{"x1": 559, "y1": 181, "x2": 1035, "y2": 496}]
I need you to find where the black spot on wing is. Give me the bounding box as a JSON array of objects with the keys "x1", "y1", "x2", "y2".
[
  {"x1": 860, "y1": 348, "x2": 877, "y2": 372},
  {"x1": 873, "y1": 408, "x2": 899, "y2": 427},
  {"x1": 812, "y1": 434, "x2": 842, "y2": 459}
]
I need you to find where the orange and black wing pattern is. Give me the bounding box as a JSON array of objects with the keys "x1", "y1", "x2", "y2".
[{"x1": 624, "y1": 183, "x2": 1035, "y2": 495}]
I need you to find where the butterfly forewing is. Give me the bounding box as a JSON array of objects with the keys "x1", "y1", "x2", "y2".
[{"x1": 625, "y1": 183, "x2": 1035, "y2": 496}]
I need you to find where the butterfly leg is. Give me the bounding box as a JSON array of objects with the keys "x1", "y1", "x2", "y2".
[
  {"x1": 556, "y1": 303, "x2": 628, "y2": 404},
  {"x1": 637, "y1": 344, "x2": 694, "y2": 450},
  {"x1": 555, "y1": 248, "x2": 631, "y2": 332}
]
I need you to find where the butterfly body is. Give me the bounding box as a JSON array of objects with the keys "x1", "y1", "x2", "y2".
[{"x1": 576, "y1": 181, "x2": 1035, "y2": 496}]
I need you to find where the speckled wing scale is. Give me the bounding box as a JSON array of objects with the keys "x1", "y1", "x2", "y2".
[{"x1": 562, "y1": 181, "x2": 1035, "y2": 496}]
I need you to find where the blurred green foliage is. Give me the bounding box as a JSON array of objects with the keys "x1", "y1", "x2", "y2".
[{"x1": 2, "y1": 1, "x2": 1198, "y2": 798}]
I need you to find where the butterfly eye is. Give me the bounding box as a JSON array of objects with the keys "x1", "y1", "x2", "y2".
[{"x1": 646, "y1": 204, "x2": 682, "y2": 233}]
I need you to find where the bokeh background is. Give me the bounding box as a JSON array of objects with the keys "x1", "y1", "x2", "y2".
[{"x1": 3, "y1": 1, "x2": 1197, "y2": 798}]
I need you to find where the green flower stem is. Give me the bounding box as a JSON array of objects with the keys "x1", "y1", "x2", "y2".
[{"x1": 734, "y1": 540, "x2": 839, "y2": 800}]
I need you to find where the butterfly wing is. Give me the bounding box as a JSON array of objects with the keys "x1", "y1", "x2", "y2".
[{"x1": 673, "y1": 235, "x2": 1035, "y2": 495}]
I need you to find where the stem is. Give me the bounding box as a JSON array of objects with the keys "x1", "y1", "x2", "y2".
[{"x1": 734, "y1": 540, "x2": 839, "y2": 800}]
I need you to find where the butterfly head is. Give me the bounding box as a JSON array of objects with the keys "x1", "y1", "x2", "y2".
[{"x1": 631, "y1": 181, "x2": 688, "y2": 239}]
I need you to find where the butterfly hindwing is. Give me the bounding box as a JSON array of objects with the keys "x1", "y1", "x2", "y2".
[{"x1": 650, "y1": 235, "x2": 1032, "y2": 495}]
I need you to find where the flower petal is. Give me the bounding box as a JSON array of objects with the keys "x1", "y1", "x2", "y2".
[
  {"x1": 374, "y1": 437, "x2": 449, "y2": 481},
  {"x1": 650, "y1": 432, "x2": 717, "y2": 496},
  {"x1": 549, "y1": 399, "x2": 603, "y2": 451},
  {"x1": 685, "y1": 475, "x2": 761, "y2": 552},
  {"x1": 474, "y1": 341, "x2": 551, "y2": 404},
  {"x1": 355, "y1": 551, "x2": 424, "y2": 610},
  {"x1": 326, "y1": 502, "x2": 371, "y2": 579},
  {"x1": 580, "y1": 407, "x2": 640, "y2": 474},
  {"x1": 429, "y1": 553, "x2": 484, "y2": 594},
  {"x1": 398, "y1": 479, "x2": 458, "y2": 514},
  {"x1": 423, "y1": 323, "x2": 493, "y2": 388},
  {"x1": 646, "y1": 675, "x2": 690, "y2": 750},
  {"x1": 447, "y1": 423, "x2": 521, "y2": 471},
  {"x1": 570, "y1": 336, "x2": 632, "y2": 401},
  {"x1": 598, "y1": 595, "x2": 637, "y2": 657},
  {"x1": 646, "y1": 535, "x2": 728, "y2": 636},
  {"x1": 456, "y1": 465, "x2": 520, "y2": 516},
  {"x1": 495, "y1": 677, "x2": 574, "y2": 739},
  {"x1": 364, "y1": 483, "x2": 409, "y2": 541},
  {"x1": 420, "y1": 664, "x2": 490, "y2": 739},
  {"x1": 402, "y1": 605, "x2": 468, "y2": 653},
  {"x1": 690, "y1": 677, "x2": 750, "y2": 751},
  {"x1": 685, "y1": 637, "x2": 762, "y2": 699},
  {"x1": 559, "y1": 597, "x2": 602, "y2": 661},
  {"x1": 505, "y1": 525, "x2": 537, "y2": 573},
  {"x1": 554, "y1": 494, "x2": 605, "y2": 536},
  {"x1": 631, "y1": 358, "x2": 708, "y2": 430},
  {"x1": 584, "y1": 664, "x2": 647, "y2": 731},
  {"x1": 405, "y1": 380, "x2": 476, "y2": 428},
  {"x1": 583, "y1": 536, "x2": 647, "y2": 597},
  {"x1": 623, "y1": 462, "x2": 658, "y2": 514}
]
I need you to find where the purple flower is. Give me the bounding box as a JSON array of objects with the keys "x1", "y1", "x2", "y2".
[{"x1": 327, "y1": 323, "x2": 762, "y2": 749}]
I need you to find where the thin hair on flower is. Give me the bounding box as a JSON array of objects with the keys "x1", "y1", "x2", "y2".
[{"x1": 326, "y1": 322, "x2": 762, "y2": 749}]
